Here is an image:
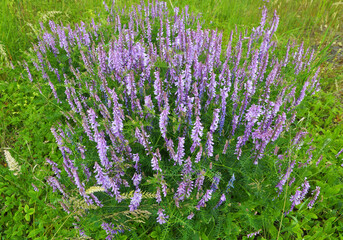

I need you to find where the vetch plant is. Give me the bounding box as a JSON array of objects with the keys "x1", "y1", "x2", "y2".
[{"x1": 24, "y1": 1, "x2": 324, "y2": 238}]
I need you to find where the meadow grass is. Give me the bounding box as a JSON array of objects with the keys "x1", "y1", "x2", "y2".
[{"x1": 0, "y1": 0, "x2": 342, "y2": 239}]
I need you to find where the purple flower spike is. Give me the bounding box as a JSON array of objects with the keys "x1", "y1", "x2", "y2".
[
  {"x1": 286, "y1": 177, "x2": 310, "y2": 215},
  {"x1": 151, "y1": 153, "x2": 161, "y2": 172},
  {"x1": 308, "y1": 186, "x2": 320, "y2": 209},
  {"x1": 129, "y1": 189, "x2": 142, "y2": 211},
  {"x1": 187, "y1": 212, "x2": 195, "y2": 219},
  {"x1": 174, "y1": 137, "x2": 185, "y2": 165},
  {"x1": 157, "y1": 208, "x2": 169, "y2": 224},
  {"x1": 190, "y1": 116, "x2": 204, "y2": 153},
  {"x1": 247, "y1": 229, "x2": 261, "y2": 238}
]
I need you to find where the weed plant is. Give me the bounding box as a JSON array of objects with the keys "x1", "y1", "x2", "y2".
[{"x1": 0, "y1": 0, "x2": 342, "y2": 239}]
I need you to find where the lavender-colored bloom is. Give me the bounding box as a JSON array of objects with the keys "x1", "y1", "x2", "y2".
[
  {"x1": 235, "y1": 105, "x2": 262, "y2": 159},
  {"x1": 87, "y1": 108, "x2": 99, "y2": 130},
  {"x1": 195, "y1": 145, "x2": 203, "y2": 163},
  {"x1": 276, "y1": 160, "x2": 295, "y2": 196},
  {"x1": 135, "y1": 126, "x2": 152, "y2": 153},
  {"x1": 109, "y1": 89, "x2": 124, "y2": 138},
  {"x1": 206, "y1": 132, "x2": 214, "y2": 157},
  {"x1": 210, "y1": 174, "x2": 221, "y2": 193},
  {"x1": 151, "y1": 153, "x2": 161, "y2": 172},
  {"x1": 60, "y1": 201, "x2": 70, "y2": 214},
  {"x1": 226, "y1": 173, "x2": 235, "y2": 193},
  {"x1": 182, "y1": 156, "x2": 193, "y2": 177},
  {"x1": 292, "y1": 131, "x2": 308, "y2": 150},
  {"x1": 286, "y1": 177, "x2": 310, "y2": 215},
  {"x1": 174, "y1": 137, "x2": 185, "y2": 165},
  {"x1": 294, "y1": 81, "x2": 309, "y2": 106},
  {"x1": 154, "y1": 70, "x2": 163, "y2": 110},
  {"x1": 97, "y1": 130, "x2": 109, "y2": 168},
  {"x1": 23, "y1": 61, "x2": 33, "y2": 82},
  {"x1": 129, "y1": 189, "x2": 142, "y2": 211},
  {"x1": 187, "y1": 212, "x2": 195, "y2": 219},
  {"x1": 94, "y1": 162, "x2": 110, "y2": 189},
  {"x1": 159, "y1": 107, "x2": 169, "y2": 140},
  {"x1": 316, "y1": 155, "x2": 323, "y2": 166},
  {"x1": 175, "y1": 181, "x2": 187, "y2": 202},
  {"x1": 144, "y1": 95, "x2": 155, "y2": 119},
  {"x1": 101, "y1": 222, "x2": 123, "y2": 239},
  {"x1": 289, "y1": 177, "x2": 296, "y2": 187},
  {"x1": 157, "y1": 208, "x2": 169, "y2": 224},
  {"x1": 47, "y1": 176, "x2": 68, "y2": 198},
  {"x1": 46, "y1": 158, "x2": 61, "y2": 179},
  {"x1": 132, "y1": 173, "x2": 142, "y2": 188},
  {"x1": 31, "y1": 183, "x2": 39, "y2": 192},
  {"x1": 196, "y1": 189, "x2": 213, "y2": 210},
  {"x1": 82, "y1": 164, "x2": 91, "y2": 182},
  {"x1": 308, "y1": 186, "x2": 320, "y2": 209},
  {"x1": 190, "y1": 116, "x2": 204, "y2": 153},
  {"x1": 247, "y1": 229, "x2": 261, "y2": 238},
  {"x1": 210, "y1": 108, "x2": 220, "y2": 133},
  {"x1": 71, "y1": 168, "x2": 88, "y2": 200},
  {"x1": 214, "y1": 194, "x2": 226, "y2": 209},
  {"x1": 195, "y1": 170, "x2": 205, "y2": 191},
  {"x1": 156, "y1": 187, "x2": 162, "y2": 203},
  {"x1": 335, "y1": 148, "x2": 343, "y2": 158}
]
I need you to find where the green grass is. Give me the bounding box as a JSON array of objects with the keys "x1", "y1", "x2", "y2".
[{"x1": 0, "y1": 0, "x2": 342, "y2": 239}]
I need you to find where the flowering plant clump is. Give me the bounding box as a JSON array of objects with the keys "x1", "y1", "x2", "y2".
[{"x1": 25, "y1": 1, "x2": 322, "y2": 238}]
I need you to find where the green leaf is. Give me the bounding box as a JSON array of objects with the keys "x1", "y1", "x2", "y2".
[
  {"x1": 150, "y1": 231, "x2": 159, "y2": 239},
  {"x1": 25, "y1": 214, "x2": 30, "y2": 221},
  {"x1": 27, "y1": 208, "x2": 35, "y2": 215},
  {"x1": 27, "y1": 229, "x2": 41, "y2": 238},
  {"x1": 201, "y1": 232, "x2": 209, "y2": 240},
  {"x1": 307, "y1": 212, "x2": 318, "y2": 220},
  {"x1": 24, "y1": 204, "x2": 29, "y2": 213}
]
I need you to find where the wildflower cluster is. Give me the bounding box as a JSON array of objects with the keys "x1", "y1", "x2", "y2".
[{"x1": 25, "y1": 0, "x2": 322, "y2": 237}]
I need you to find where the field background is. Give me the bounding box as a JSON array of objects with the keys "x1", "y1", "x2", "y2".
[{"x1": 0, "y1": 0, "x2": 342, "y2": 239}]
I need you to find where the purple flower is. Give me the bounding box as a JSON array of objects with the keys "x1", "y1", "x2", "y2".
[
  {"x1": 190, "y1": 116, "x2": 204, "y2": 153},
  {"x1": 195, "y1": 145, "x2": 203, "y2": 163},
  {"x1": 96, "y1": 130, "x2": 109, "y2": 168},
  {"x1": 47, "y1": 176, "x2": 68, "y2": 198},
  {"x1": 276, "y1": 160, "x2": 296, "y2": 196},
  {"x1": 101, "y1": 222, "x2": 124, "y2": 239},
  {"x1": 94, "y1": 162, "x2": 110, "y2": 189},
  {"x1": 129, "y1": 189, "x2": 142, "y2": 211},
  {"x1": 316, "y1": 155, "x2": 323, "y2": 166},
  {"x1": 60, "y1": 201, "x2": 70, "y2": 214},
  {"x1": 156, "y1": 187, "x2": 162, "y2": 203},
  {"x1": 174, "y1": 137, "x2": 185, "y2": 165},
  {"x1": 210, "y1": 175, "x2": 221, "y2": 192},
  {"x1": 132, "y1": 173, "x2": 142, "y2": 188},
  {"x1": 31, "y1": 183, "x2": 39, "y2": 192},
  {"x1": 308, "y1": 186, "x2": 320, "y2": 209},
  {"x1": 335, "y1": 148, "x2": 343, "y2": 158},
  {"x1": 226, "y1": 173, "x2": 235, "y2": 193},
  {"x1": 46, "y1": 158, "x2": 61, "y2": 179},
  {"x1": 109, "y1": 89, "x2": 124, "y2": 138},
  {"x1": 23, "y1": 61, "x2": 33, "y2": 82},
  {"x1": 286, "y1": 177, "x2": 310, "y2": 215},
  {"x1": 247, "y1": 229, "x2": 261, "y2": 238},
  {"x1": 206, "y1": 132, "x2": 215, "y2": 157},
  {"x1": 159, "y1": 107, "x2": 169, "y2": 140},
  {"x1": 214, "y1": 194, "x2": 226, "y2": 209},
  {"x1": 196, "y1": 189, "x2": 213, "y2": 210},
  {"x1": 187, "y1": 212, "x2": 195, "y2": 219},
  {"x1": 210, "y1": 108, "x2": 220, "y2": 133},
  {"x1": 151, "y1": 152, "x2": 161, "y2": 172},
  {"x1": 295, "y1": 81, "x2": 309, "y2": 106},
  {"x1": 156, "y1": 208, "x2": 169, "y2": 224}
]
